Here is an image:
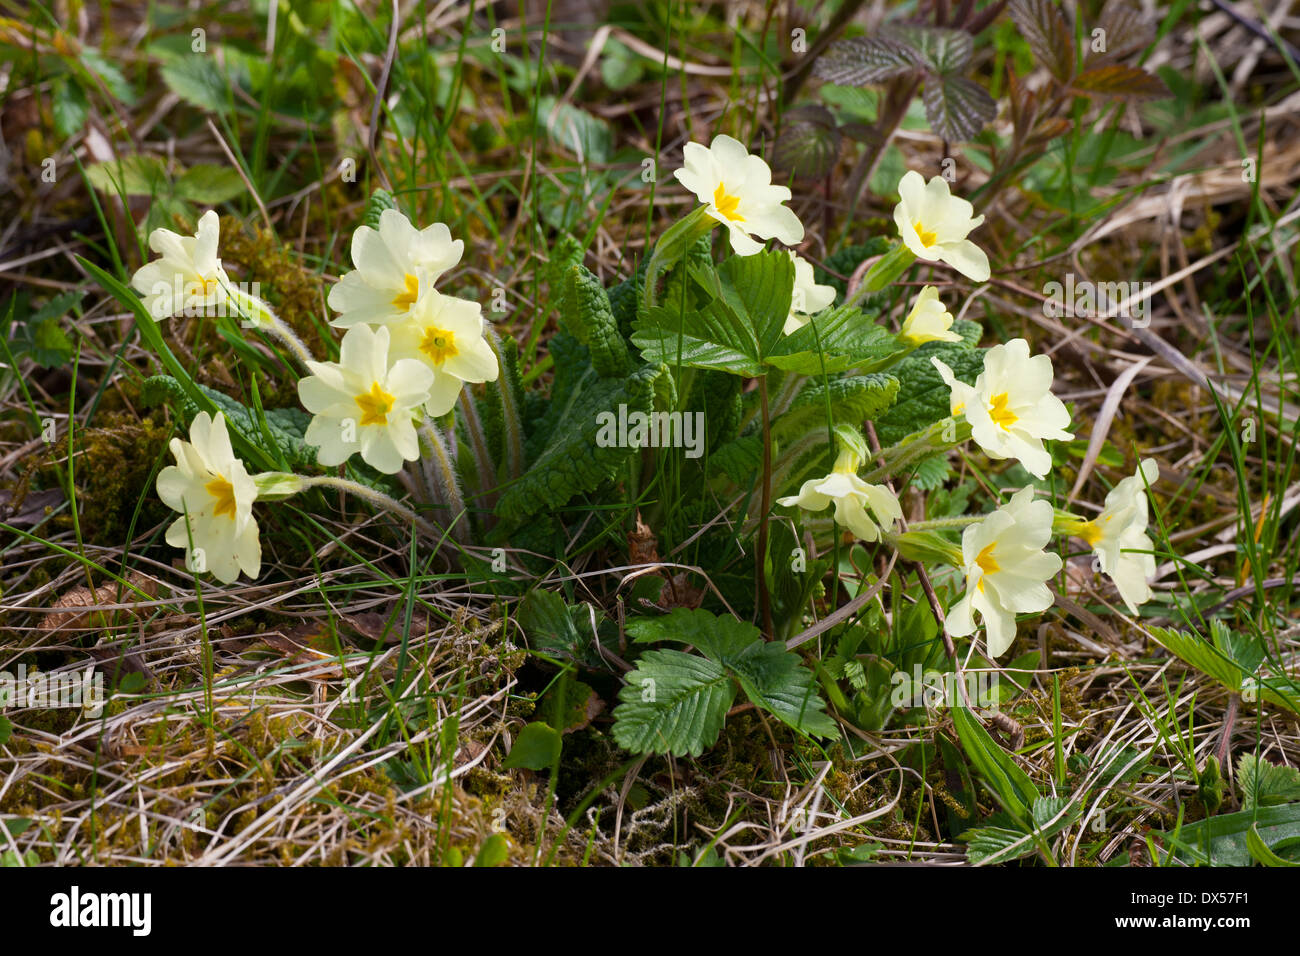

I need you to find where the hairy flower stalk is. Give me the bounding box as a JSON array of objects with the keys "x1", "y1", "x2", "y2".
[
  {"x1": 859, "y1": 416, "x2": 972, "y2": 485},
  {"x1": 484, "y1": 326, "x2": 525, "y2": 479},
  {"x1": 226, "y1": 284, "x2": 316, "y2": 368},
  {"x1": 417, "y1": 420, "x2": 469, "y2": 544},
  {"x1": 457, "y1": 387, "x2": 498, "y2": 509},
  {"x1": 298, "y1": 474, "x2": 442, "y2": 539}
]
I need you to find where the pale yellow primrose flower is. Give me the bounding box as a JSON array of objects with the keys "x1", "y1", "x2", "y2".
[
  {"x1": 947, "y1": 487, "x2": 1062, "y2": 659},
  {"x1": 1075, "y1": 458, "x2": 1159, "y2": 613},
  {"x1": 778, "y1": 447, "x2": 903, "y2": 543},
  {"x1": 388, "y1": 289, "x2": 500, "y2": 416},
  {"x1": 783, "y1": 251, "x2": 837, "y2": 334},
  {"x1": 673, "y1": 134, "x2": 804, "y2": 256},
  {"x1": 131, "y1": 210, "x2": 231, "y2": 320},
  {"x1": 932, "y1": 338, "x2": 1073, "y2": 480},
  {"x1": 900, "y1": 285, "x2": 963, "y2": 346},
  {"x1": 156, "y1": 411, "x2": 260, "y2": 584},
  {"x1": 893, "y1": 171, "x2": 990, "y2": 283},
  {"x1": 298, "y1": 324, "x2": 434, "y2": 474},
  {"x1": 327, "y1": 209, "x2": 464, "y2": 328}
]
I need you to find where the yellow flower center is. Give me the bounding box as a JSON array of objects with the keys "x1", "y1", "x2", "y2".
[
  {"x1": 1079, "y1": 521, "x2": 1103, "y2": 546},
  {"x1": 713, "y1": 183, "x2": 744, "y2": 222},
  {"x1": 355, "y1": 380, "x2": 396, "y2": 426},
  {"x1": 392, "y1": 273, "x2": 420, "y2": 312},
  {"x1": 205, "y1": 475, "x2": 237, "y2": 521},
  {"x1": 913, "y1": 220, "x2": 938, "y2": 248},
  {"x1": 419, "y1": 326, "x2": 458, "y2": 365},
  {"x1": 975, "y1": 542, "x2": 999, "y2": 591},
  {"x1": 988, "y1": 392, "x2": 1018, "y2": 429}
]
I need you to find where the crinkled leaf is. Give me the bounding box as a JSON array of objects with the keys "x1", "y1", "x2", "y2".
[
  {"x1": 1071, "y1": 65, "x2": 1170, "y2": 99},
  {"x1": 1088, "y1": 0, "x2": 1156, "y2": 64},
  {"x1": 774, "y1": 373, "x2": 900, "y2": 440},
  {"x1": 496, "y1": 363, "x2": 660, "y2": 524},
  {"x1": 886, "y1": 24, "x2": 973, "y2": 75},
  {"x1": 140, "y1": 375, "x2": 318, "y2": 471},
  {"x1": 813, "y1": 36, "x2": 922, "y2": 85},
  {"x1": 922, "y1": 75, "x2": 996, "y2": 141},
  {"x1": 363, "y1": 189, "x2": 398, "y2": 229},
  {"x1": 873, "y1": 341, "x2": 981, "y2": 446},
  {"x1": 708, "y1": 433, "x2": 762, "y2": 485},
  {"x1": 558, "y1": 263, "x2": 632, "y2": 377},
  {"x1": 1009, "y1": 0, "x2": 1076, "y2": 84},
  {"x1": 962, "y1": 825, "x2": 1036, "y2": 865},
  {"x1": 772, "y1": 105, "x2": 841, "y2": 180}
]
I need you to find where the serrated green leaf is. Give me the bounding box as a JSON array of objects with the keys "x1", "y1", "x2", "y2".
[
  {"x1": 1147, "y1": 624, "x2": 1300, "y2": 716},
  {"x1": 767, "y1": 305, "x2": 906, "y2": 375},
  {"x1": 727, "y1": 640, "x2": 838, "y2": 738},
  {"x1": 517, "y1": 589, "x2": 593, "y2": 659},
  {"x1": 161, "y1": 55, "x2": 231, "y2": 112},
  {"x1": 53, "y1": 77, "x2": 89, "y2": 138},
  {"x1": 627, "y1": 607, "x2": 759, "y2": 656},
  {"x1": 612, "y1": 649, "x2": 735, "y2": 757},
  {"x1": 962, "y1": 825, "x2": 1036, "y2": 865},
  {"x1": 627, "y1": 609, "x2": 836, "y2": 739},
  {"x1": 1238, "y1": 753, "x2": 1300, "y2": 810},
  {"x1": 910, "y1": 454, "x2": 951, "y2": 490},
  {"x1": 633, "y1": 252, "x2": 795, "y2": 376}
]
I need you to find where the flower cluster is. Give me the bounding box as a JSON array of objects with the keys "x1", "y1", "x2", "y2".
[
  {"x1": 668, "y1": 142, "x2": 1161, "y2": 661},
  {"x1": 129, "y1": 130, "x2": 1163, "y2": 672},
  {"x1": 135, "y1": 207, "x2": 495, "y2": 582}
]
